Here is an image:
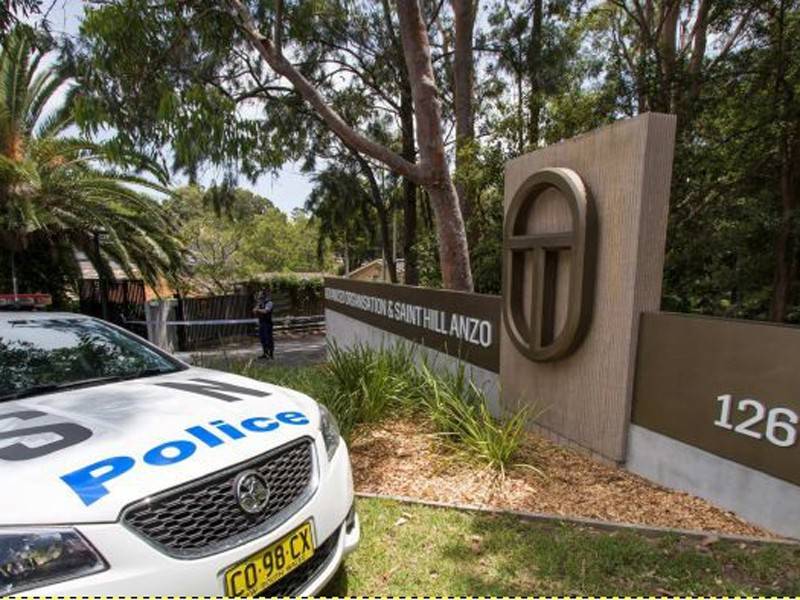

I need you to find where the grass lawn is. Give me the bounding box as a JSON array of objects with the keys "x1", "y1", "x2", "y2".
[{"x1": 324, "y1": 498, "x2": 800, "y2": 596}]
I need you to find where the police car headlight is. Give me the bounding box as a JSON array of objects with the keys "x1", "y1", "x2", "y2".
[
  {"x1": 0, "y1": 528, "x2": 106, "y2": 593},
  {"x1": 318, "y1": 404, "x2": 341, "y2": 461}
]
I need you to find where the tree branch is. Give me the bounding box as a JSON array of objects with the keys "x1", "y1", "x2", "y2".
[
  {"x1": 426, "y1": 0, "x2": 447, "y2": 30},
  {"x1": 274, "y1": 0, "x2": 283, "y2": 55},
  {"x1": 226, "y1": 0, "x2": 423, "y2": 184},
  {"x1": 709, "y1": 5, "x2": 755, "y2": 70}
]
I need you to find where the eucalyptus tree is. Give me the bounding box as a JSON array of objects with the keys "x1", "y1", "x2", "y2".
[
  {"x1": 594, "y1": 0, "x2": 760, "y2": 124},
  {"x1": 230, "y1": 0, "x2": 475, "y2": 289},
  {"x1": 291, "y1": 0, "x2": 422, "y2": 284},
  {"x1": 66, "y1": 0, "x2": 475, "y2": 290},
  {"x1": 480, "y1": 0, "x2": 587, "y2": 152},
  {"x1": 0, "y1": 26, "x2": 182, "y2": 303},
  {"x1": 590, "y1": 0, "x2": 800, "y2": 322}
]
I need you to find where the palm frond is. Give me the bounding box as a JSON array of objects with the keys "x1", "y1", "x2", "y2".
[
  {"x1": 33, "y1": 84, "x2": 77, "y2": 139},
  {"x1": 25, "y1": 70, "x2": 70, "y2": 135},
  {"x1": 2, "y1": 28, "x2": 33, "y2": 138},
  {"x1": 0, "y1": 25, "x2": 184, "y2": 293}
]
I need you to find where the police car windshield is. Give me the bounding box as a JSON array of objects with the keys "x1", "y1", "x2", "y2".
[{"x1": 0, "y1": 317, "x2": 181, "y2": 400}]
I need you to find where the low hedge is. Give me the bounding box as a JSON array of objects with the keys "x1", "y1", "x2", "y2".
[{"x1": 239, "y1": 274, "x2": 324, "y2": 315}]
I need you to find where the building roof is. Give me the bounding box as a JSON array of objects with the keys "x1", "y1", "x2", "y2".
[
  {"x1": 75, "y1": 251, "x2": 138, "y2": 281},
  {"x1": 346, "y1": 258, "x2": 405, "y2": 281}
]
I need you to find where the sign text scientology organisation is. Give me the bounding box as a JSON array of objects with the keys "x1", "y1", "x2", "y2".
[{"x1": 324, "y1": 287, "x2": 493, "y2": 348}]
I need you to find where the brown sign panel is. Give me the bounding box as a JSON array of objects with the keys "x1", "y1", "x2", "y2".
[
  {"x1": 632, "y1": 312, "x2": 800, "y2": 485},
  {"x1": 324, "y1": 277, "x2": 501, "y2": 372},
  {"x1": 503, "y1": 168, "x2": 597, "y2": 361}
]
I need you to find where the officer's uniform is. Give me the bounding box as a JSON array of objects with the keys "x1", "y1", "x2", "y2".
[{"x1": 256, "y1": 296, "x2": 274, "y2": 358}]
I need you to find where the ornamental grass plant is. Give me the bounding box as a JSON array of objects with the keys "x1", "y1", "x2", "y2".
[{"x1": 209, "y1": 341, "x2": 530, "y2": 473}]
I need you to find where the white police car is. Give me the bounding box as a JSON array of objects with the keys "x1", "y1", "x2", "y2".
[{"x1": 0, "y1": 312, "x2": 359, "y2": 595}]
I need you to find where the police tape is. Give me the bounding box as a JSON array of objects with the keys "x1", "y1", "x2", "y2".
[
  {"x1": 124, "y1": 316, "x2": 324, "y2": 326},
  {"x1": 124, "y1": 318, "x2": 260, "y2": 326}
]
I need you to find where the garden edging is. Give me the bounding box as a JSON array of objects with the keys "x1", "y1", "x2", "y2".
[{"x1": 355, "y1": 491, "x2": 798, "y2": 546}]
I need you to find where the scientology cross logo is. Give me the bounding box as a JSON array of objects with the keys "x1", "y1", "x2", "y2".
[{"x1": 502, "y1": 168, "x2": 597, "y2": 362}]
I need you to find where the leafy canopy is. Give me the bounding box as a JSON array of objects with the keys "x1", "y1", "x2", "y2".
[{"x1": 0, "y1": 26, "x2": 183, "y2": 299}]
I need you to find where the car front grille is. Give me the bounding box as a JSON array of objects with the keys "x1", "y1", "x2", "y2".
[
  {"x1": 259, "y1": 526, "x2": 341, "y2": 596},
  {"x1": 122, "y1": 437, "x2": 316, "y2": 558}
]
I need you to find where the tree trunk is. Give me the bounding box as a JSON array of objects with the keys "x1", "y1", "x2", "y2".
[
  {"x1": 685, "y1": 0, "x2": 711, "y2": 116},
  {"x1": 452, "y1": 0, "x2": 476, "y2": 232},
  {"x1": 770, "y1": 149, "x2": 797, "y2": 321},
  {"x1": 395, "y1": 0, "x2": 473, "y2": 290},
  {"x1": 402, "y1": 175, "x2": 419, "y2": 285},
  {"x1": 428, "y1": 182, "x2": 473, "y2": 290},
  {"x1": 343, "y1": 232, "x2": 350, "y2": 274},
  {"x1": 421, "y1": 187, "x2": 434, "y2": 231},
  {"x1": 380, "y1": 0, "x2": 418, "y2": 285},
  {"x1": 10, "y1": 250, "x2": 18, "y2": 300},
  {"x1": 658, "y1": 0, "x2": 679, "y2": 113},
  {"x1": 398, "y1": 29, "x2": 419, "y2": 285},
  {"x1": 354, "y1": 150, "x2": 399, "y2": 284},
  {"x1": 377, "y1": 205, "x2": 398, "y2": 283},
  {"x1": 516, "y1": 67, "x2": 524, "y2": 154},
  {"x1": 526, "y1": 0, "x2": 543, "y2": 147},
  {"x1": 769, "y1": 0, "x2": 796, "y2": 322},
  {"x1": 229, "y1": 0, "x2": 472, "y2": 290},
  {"x1": 228, "y1": 0, "x2": 421, "y2": 182}
]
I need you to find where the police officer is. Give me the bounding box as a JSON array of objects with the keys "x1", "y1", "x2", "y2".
[{"x1": 253, "y1": 288, "x2": 274, "y2": 359}]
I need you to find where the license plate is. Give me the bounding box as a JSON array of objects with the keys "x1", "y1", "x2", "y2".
[{"x1": 224, "y1": 521, "x2": 315, "y2": 596}]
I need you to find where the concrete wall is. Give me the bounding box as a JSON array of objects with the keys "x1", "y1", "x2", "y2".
[
  {"x1": 326, "y1": 308, "x2": 500, "y2": 413},
  {"x1": 627, "y1": 425, "x2": 800, "y2": 539},
  {"x1": 501, "y1": 113, "x2": 677, "y2": 462},
  {"x1": 328, "y1": 308, "x2": 798, "y2": 539}
]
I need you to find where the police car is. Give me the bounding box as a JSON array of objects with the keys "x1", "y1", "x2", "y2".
[{"x1": 0, "y1": 312, "x2": 360, "y2": 595}]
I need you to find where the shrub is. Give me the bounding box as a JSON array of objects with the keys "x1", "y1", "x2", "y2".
[
  {"x1": 415, "y1": 361, "x2": 530, "y2": 475},
  {"x1": 240, "y1": 274, "x2": 324, "y2": 315},
  {"x1": 325, "y1": 342, "x2": 417, "y2": 424},
  {"x1": 325, "y1": 342, "x2": 530, "y2": 472},
  {"x1": 203, "y1": 342, "x2": 531, "y2": 472}
]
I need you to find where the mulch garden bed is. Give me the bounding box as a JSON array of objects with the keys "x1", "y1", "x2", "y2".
[{"x1": 348, "y1": 417, "x2": 774, "y2": 539}]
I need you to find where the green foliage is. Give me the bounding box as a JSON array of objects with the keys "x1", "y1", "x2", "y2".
[
  {"x1": 256, "y1": 272, "x2": 323, "y2": 294},
  {"x1": 325, "y1": 342, "x2": 417, "y2": 426},
  {"x1": 57, "y1": 0, "x2": 800, "y2": 320},
  {"x1": 306, "y1": 165, "x2": 383, "y2": 275},
  {"x1": 167, "y1": 186, "x2": 329, "y2": 294},
  {"x1": 244, "y1": 273, "x2": 325, "y2": 316},
  {"x1": 0, "y1": 3, "x2": 42, "y2": 41},
  {"x1": 413, "y1": 229, "x2": 443, "y2": 289},
  {"x1": 0, "y1": 26, "x2": 182, "y2": 301},
  {"x1": 416, "y1": 362, "x2": 531, "y2": 475},
  {"x1": 658, "y1": 7, "x2": 800, "y2": 322},
  {"x1": 215, "y1": 342, "x2": 528, "y2": 472},
  {"x1": 481, "y1": 0, "x2": 589, "y2": 152},
  {"x1": 65, "y1": 0, "x2": 296, "y2": 181},
  {"x1": 577, "y1": 1, "x2": 800, "y2": 322},
  {"x1": 459, "y1": 143, "x2": 507, "y2": 295}
]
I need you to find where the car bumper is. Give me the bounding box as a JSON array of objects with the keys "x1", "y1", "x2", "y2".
[{"x1": 32, "y1": 441, "x2": 359, "y2": 595}]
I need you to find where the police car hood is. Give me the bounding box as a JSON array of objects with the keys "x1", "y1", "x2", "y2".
[{"x1": 0, "y1": 367, "x2": 321, "y2": 525}]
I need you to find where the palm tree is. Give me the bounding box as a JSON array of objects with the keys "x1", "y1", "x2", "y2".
[{"x1": 0, "y1": 26, "x2": 182, "y2": 304}]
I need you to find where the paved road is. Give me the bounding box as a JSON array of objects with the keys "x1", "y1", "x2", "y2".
[{"x1": 176, "y1": 333, "x2": 328, "y2": 367}]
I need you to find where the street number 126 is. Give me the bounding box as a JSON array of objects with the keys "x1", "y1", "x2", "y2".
[{"x1": 714, "y1": 394, "x2": 798, "y2": 448}]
